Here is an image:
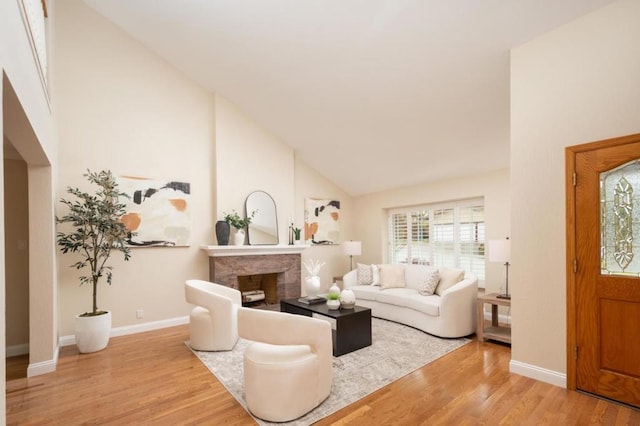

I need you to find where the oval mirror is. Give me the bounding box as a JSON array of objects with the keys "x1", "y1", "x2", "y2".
[{"x1": 246, "y1": 191, "x2": 278, "y2": 245}]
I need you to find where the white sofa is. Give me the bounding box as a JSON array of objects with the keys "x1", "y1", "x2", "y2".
[{"x1": 343, "y1": 264, "x2": 478, "y2": 338}]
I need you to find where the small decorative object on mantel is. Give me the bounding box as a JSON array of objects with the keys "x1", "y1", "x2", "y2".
[
  {"x1": 288, "y1": 222, "x2": 294, "y2": 245},
  {"x1": 215, "y1": 220, "x2": 230, "y2": 245},
  {"x1": 224, "y1": 209, "x2": 257, "y2": 246},
  {"x1": 293, "y1": 227, "x2": 302, "y2": 245}
]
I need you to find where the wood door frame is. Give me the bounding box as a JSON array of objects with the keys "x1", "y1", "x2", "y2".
[{"x1": 565, "y1": 132, "x2": 640, "y2": 390}]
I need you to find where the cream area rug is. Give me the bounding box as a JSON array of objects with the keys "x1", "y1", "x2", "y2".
[{"x1": 188, "y1": 318, "x2": 470, "y2": 426}]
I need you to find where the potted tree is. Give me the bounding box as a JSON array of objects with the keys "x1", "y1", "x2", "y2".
[{"x1": 56, "y1": 170, "x2": 132, "y2": 353}]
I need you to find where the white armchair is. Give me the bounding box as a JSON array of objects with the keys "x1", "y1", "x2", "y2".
[
  {"x1": 238, "y1": 307, "x2": 333, "y2": 422},
  {"x1": 184, "y1": 279, "x2": 241, "y2": 351}
]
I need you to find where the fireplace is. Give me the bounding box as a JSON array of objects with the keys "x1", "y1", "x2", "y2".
[
  {"x1": 202, "y1": 245, "x2": 307, "y2": 307},
  {"x1": 238, "y1": 273, "x2": 277, "y2": 306}
]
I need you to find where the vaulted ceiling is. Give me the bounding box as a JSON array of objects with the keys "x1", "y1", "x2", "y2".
[{"x1": 82, "y1": 0, "x2": 615, "y2": 195}]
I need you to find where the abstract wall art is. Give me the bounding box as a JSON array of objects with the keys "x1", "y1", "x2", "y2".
[
  {"x1": 304, "y1": 198, "x2": 340, "y2": 244},
  {"x1": 118, "y1": 176, "x2": 191, "y2": 247}
]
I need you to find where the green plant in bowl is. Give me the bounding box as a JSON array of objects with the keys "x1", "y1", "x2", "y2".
[{"x1": 327, "y1": 292, "x2": 340, "y2": 301}]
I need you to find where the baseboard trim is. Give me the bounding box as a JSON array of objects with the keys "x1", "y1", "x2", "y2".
[
  {"x1": 59, "y1": 316, "x2": 190, "y2": 347},
  {"x1": 6, "y1": 343, "x2": 29, "y2": 357},
  {"x1": 509, "y1": 359, "x2": 567, "y2": 388},
  {"x1": 27, "y1": 347, "x2": 59, "y2": 377}
]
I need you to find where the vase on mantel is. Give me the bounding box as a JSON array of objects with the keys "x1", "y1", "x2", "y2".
[
  {"x1": 216, "y1": 221, "x2": 230, "y2": 246},
  {"x1": 233, "y1": 228, "x2": 245, "y2": 246}
]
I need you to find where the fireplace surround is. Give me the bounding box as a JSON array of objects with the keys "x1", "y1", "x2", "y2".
[{"x1": 201, "y1": 245, "x2": 308, "y2": 305}]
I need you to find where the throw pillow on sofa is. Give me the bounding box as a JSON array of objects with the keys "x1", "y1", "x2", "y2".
[
  {"x1": 419, "y1": 268, "x2": 440, "y2": 295},
  {"x1": 379, "y1": 264, "x2": 406, "y2": 289},
  {"x1": 371, "y1": 264, "x2": 380, "y2": 285},
  {"x1": 357, "y1": 263, "x2": 381, "y2": 286},
  {"x1": 435, "y1": 267, "x2": 465, "y2": 295},
  {"x1": 357, "y1": 263, "x2": 374, "y2": 285}
]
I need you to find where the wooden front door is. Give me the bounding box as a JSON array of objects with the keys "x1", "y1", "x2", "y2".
[{"x1": 567, "y1": 133, "x2": 640, "y2": 408}]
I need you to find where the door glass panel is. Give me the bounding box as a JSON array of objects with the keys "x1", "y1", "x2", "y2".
[{"x1": 600, "y1": 159, "x2": 640, "y2": 276}]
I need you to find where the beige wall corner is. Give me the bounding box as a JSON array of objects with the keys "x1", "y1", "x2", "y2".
[{"x1": 510, "y1": 0, "x2": 640, "y2": 380}]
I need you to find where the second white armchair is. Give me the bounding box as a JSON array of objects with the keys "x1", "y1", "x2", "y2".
[{"x1": 238, "y1": 307, "x2": 333, "y2": 422}]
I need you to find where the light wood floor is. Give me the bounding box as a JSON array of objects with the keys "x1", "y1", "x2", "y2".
[{"x1": 6, "y1": 325, "x2": 639, "y2": 425}]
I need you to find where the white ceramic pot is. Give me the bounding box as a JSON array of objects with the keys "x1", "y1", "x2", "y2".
[
  {"x1": 304, "y1": 275, "x2": 321, "y2": 298},
  {"x1": 340, "y1": 288, "x2": 356, "y2": 309},
  {"x1": 75, "y1": 310, "x2": 111, "y2": 353},
  {"x1": 328, "y1": 283, "x2": 341, "y2": 297},
  {"x1": 233, "y1": 229, "x2": 245, "y2": 246},
  {"x1": 294, "y1": 239, "x2": 303, "y2": 245},
  {"x1": 326, "y1": 299, "x2": 341, "y2": 310}
]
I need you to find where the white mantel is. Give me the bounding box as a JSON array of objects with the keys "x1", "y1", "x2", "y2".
[{"x1": 200, "y1": 244, "x2": 309, "y2": 257}]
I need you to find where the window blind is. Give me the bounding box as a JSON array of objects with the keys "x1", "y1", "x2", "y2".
[{"x1": 388, "y1": 199, "x2": 485, "y2": 280}]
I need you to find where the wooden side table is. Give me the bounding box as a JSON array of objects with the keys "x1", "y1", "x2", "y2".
[{"x1": 477, "y1": 293, "x2": 511, "y2": 344}]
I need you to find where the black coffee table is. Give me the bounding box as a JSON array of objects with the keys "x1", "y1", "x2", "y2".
[{"x1": 280, "y1": 298, "x2": 372, "y2": 356}]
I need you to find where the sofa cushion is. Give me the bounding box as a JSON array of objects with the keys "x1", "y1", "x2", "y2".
[
  {"x1": 356, "y1": 263, "x2": 374, "y2": 285},
  {"x1": 404, "y1": 264, "x2": 440, "y2": 294},
  {"x1": 404, "y1": 264, "x2": 430, "y2": 289},
  {"x1": 375, "y1": 288, "x2": 416, "y2": 307},
  {"x1": 435, "y1": 267, "x2": 465, "y2": 295},
  {"x1": 419, "y1": 268, "x2": 441, "y2": 296},
  {"x1": 349, "y1": 285, "x2": 380, "y2": 302},
  {"x1": 379, "y1": 264, "x2": 406, "y2": 289},
  {"x1": 405, "y1": 295, "x2": 440, "y2": 317}
]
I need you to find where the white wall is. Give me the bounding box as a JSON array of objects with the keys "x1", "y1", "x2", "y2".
[
  {"x1": 215, "y1": 94, "x2": 294, "y2": 245},
  {"x1": 53, "y1": 0, "x2": 353, "y2": 337},
  {"x1": 510, "y1": 0, "x2": 640, "y2": 381},
  {"x1": 353, "y1": 169, "x2": 510, "y2": 293},
  {"x1": 213, "y1": 96, "x2": 355, "y2": 290},
  {"x1": 54, "y1": 0, "x2": 215, "y2": 336}
]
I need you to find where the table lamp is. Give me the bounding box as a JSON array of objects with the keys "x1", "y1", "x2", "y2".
[
  {"x1": 489, "y1": 237, "x2": 511, "y2": 299},
  {"x1": 342, "y1": 240, "x2": 362, "y2": 271}
]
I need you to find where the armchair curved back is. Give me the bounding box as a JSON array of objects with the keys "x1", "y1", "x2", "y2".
[
  {"x1": 238, "y1": 307, "x2": 333, "y2": 398},
  {"x1": 185, "y1": 280, "x2": 241, "y2": 351}
]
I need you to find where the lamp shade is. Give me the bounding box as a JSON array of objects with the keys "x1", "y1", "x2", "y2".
[
  {"x1": 488, "y1": 239, "x2": 511, "y2": 263},
  {"x1": 342, "y1": 241, "x2": 362, "y2": 256}
]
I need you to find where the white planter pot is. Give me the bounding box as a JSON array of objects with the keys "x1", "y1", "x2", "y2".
[
  {"x1": 75, "y1": 311, "x2": 112, "y2": 353},
  {"x1": 233, "y1": 229, "x2": 245, "y2": 246},
  {"x1": 326, "y1": 299, "x2": 341, "y2": 310}
]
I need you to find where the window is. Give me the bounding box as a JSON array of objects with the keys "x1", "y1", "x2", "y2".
[{"x1": 388, "y1": 199, "x2": 485, "y2": 280}]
